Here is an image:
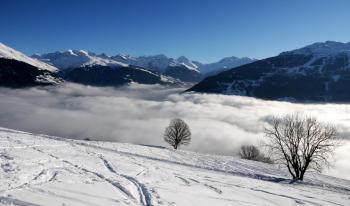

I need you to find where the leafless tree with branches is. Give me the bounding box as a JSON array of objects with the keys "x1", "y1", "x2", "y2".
[
  {"x1": 239, "y1": 145, "x2": 274, "y2": 164},
  {"x1": 164, "y1": 118, "x2": 191, "y2": 149},
  {"x1": 264, "y1": 113, "x2": 339, "y2": 181}
]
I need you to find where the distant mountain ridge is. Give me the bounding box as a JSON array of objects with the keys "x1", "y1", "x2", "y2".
[
  {"x1": 189, "y1": 41, "x2": 350, "y2": 102},
  {"x1": 0, "y1": 43, "x2": 176, "y2": 87},
  {"x1": 33, "y1": 51, "x2": 256, "y2": 82}
]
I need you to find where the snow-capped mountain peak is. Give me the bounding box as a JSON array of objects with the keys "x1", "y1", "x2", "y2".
[
  {"x1": 0, "y1": 42, "x2": 58, "y2": 72},
  {"x1": 33, "y1": 49, "x2": 128, "y2": 70},
  {"x1": 66, "y1": 49, "x2": 77, "y2": 56},
  {"x1": 77, "y1": 50, "x2": 89, "y2": 56},
  {"x1": 285, "y1": 41, "x2": 350, "y2": 57},
  {"x1": 198, "y1": 56, "x2": 256, "y2": 74},
  {"x1": 176, "y1": 56, "x2": 201, "y2": 71},
  {"x1": 34, "y1": 49, "x2": 256, "y2": 79},
  {"x1": 177, "y1": 56, "x2": 191, "y2": 63},
  {"x1": 218, "y1": 56, "x2": 239, "y2": 63}
]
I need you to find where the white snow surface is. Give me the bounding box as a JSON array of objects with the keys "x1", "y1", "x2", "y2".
[
  {"x1": 0, "y1": 43, "x2": 58, "y2": 72},
  {"x1": 0, "y1": 127, "x2": 349, "y2": 206}
]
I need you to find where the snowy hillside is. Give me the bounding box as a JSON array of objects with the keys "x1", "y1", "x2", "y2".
[
  {"x1": 0, "y1": 43, "x2": 62, "y2": 87},
  {"x1": 0, "y1": 43, "x2": 58, "y2": 72},
  {"x1": 0, "y1": 127, "x2": 349, "y2": 206}
]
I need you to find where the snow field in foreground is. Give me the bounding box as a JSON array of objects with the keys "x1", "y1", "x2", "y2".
[{"x1": 0, "y1": 127, "x2": 349, "y2": 206}]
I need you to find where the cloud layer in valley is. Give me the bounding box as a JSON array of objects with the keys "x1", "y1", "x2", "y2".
[{"x1": 0, "y1": 83, "x2": 349, "y2": 179}]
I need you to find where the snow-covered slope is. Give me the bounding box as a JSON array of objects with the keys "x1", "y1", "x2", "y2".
[
  {"x1": 189, "y1": 41, "x2": 350, "y2": 102},
  {"x1": 0, "y1": 127, "x2": 349, "y2": 206},
  {"x1": 286, "y1": 41, "x2": 350, "y2": 56},
  {"x1": 176, "y1": 56, "x2": 202, "y2": 71},
  {"x1": 0, "y1": 43, "x2": 58, "y2": 72},
  {"x1": 32, "y1": 50, "x2": 127, "y2": 70},
  {"x1": 0, "y1": 43, "x2": 62, "y2": 87}
]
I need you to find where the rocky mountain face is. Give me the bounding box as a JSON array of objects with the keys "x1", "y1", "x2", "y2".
[{"x1": 189, "y1": 41, "x2": 350, "y2": 102}]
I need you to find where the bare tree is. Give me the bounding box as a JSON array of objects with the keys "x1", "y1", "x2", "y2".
[
  {"x1": 264, "y1": 114, "x2": 338, "y2": 181},
  {"x1": 164, "y1": 118, "x2": 191, "y2": 149},
  {"x1": 239, "y1": 145, "x2": 260, "y2": 160},
  {"x1": 239, "y1": 145, "x2": 273, "y2": 164}
]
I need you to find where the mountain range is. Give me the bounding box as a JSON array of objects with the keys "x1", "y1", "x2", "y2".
[
  {"x1": 0, "y1": 42, "x2": 255, "y2": 87},
  {"x1": 32, "y1": 50, "x2": 255, "y2": 83},
  {"x1": 2, "y1": 41, "x2": 350, "y2": 102},
  {"x1": 189, "y1": 41, "x2": 350, "y2": 102}
]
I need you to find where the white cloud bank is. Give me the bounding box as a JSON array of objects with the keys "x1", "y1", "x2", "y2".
[{"x1": 0, "y1": 83, "x2": 349, "y2": 179}]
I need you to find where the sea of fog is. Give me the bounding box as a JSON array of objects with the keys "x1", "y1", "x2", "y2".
[{"x1": 0, "y1": 83, "x2": 349, "y2": 179}]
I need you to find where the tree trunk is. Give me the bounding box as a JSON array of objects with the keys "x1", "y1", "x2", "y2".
[{"x1": 299, "y1": 170, "x2": 306, "y2": 181}]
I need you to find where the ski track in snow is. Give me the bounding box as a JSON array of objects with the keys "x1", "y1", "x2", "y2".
[
  {"x1": 4, "y1": 137, "x2": 138, "y2": 205},
  {"x1": 39, "y1": 147, "x2": 138, "y2": 205},
  {"x1": 120, "y1": 175, "x2": 153, "y2": 206},
  {"x1": 99, "y1": 155, "x2": 155, "y2": 206},
  {"x1": 0, "y1": 127, "x2": 349, "y2": 206},
  {"x1": 174, "y1": 176, "x2": 190, "y2": 186},
  {"x1": 0, "y1": 196, "x2": 44, "y2": 206}
]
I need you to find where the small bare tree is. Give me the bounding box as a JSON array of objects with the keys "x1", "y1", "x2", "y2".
[
  {"x1": 239, "y1": 145, "x2": 273, "y2": 163},
  {"x1": 164, "y1": 118, "x2": 191, "y2": 149},
  {"x1": 239, "y1": 145, "x2": 260, "y2": 160},
  {"x1": 264, "y1": 114, "x2": 338, "y2": 181}
]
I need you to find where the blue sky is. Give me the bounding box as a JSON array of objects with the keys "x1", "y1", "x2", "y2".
[{"x1": 1, "y1": 0, "x2": 350, "y2": 63}]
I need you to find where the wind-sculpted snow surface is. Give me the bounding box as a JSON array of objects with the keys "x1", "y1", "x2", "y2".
[{"x1": 0, "y1": 127, "x2": 349, "y2": 206}]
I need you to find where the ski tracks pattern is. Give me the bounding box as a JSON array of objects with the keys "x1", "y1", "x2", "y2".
[{"x1": 99, "y1": 155, "x2": 155, "y2": 206}]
